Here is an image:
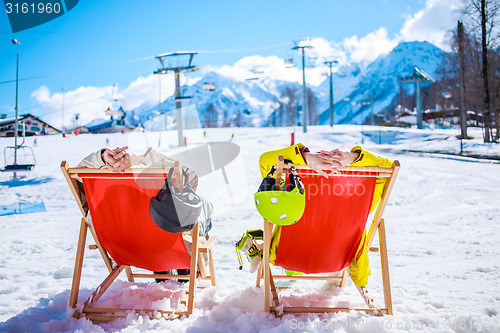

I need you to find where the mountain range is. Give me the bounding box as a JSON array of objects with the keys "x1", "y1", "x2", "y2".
[{"x1": 128, "y1": 41, "x2": 446, "y2": 129}]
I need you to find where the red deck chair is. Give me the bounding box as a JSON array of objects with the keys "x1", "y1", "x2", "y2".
[
  {"x1": 257, "y1": 156, "x2": 400, "y2": 316},
  {"x1": 61, "y1": 161, "x2": 217, "y2": 322}
]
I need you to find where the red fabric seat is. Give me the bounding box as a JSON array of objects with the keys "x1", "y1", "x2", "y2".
[
  {"x1": 82, "y1": 175, "x2": 191, "y2": 272},
  {"x1": 274, "y1": 170, "x2": 376, "y2": 274}
]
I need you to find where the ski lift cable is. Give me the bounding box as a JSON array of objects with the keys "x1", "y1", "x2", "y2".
[
  {"x1": 0, "y1": 55, "x2": 157, "y2": 86},
  {"x1": 0, "y1": 42, "x2": 292, "y2": 86}
]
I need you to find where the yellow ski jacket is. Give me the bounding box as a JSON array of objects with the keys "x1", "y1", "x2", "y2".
[{"x1": 258, "y1": 143, "x2": 394, "y2": 286}]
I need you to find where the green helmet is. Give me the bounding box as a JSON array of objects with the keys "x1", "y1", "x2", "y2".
[{"x1": 254, "y1": 164, "x2": 305, "y2": 226}]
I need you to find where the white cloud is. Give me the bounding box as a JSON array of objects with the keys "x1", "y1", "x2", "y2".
[
  {"x1": 342, "y1": 28, "x2": 399, "y2": 64},
  {"x1": 209, "y1": 55, "x2": 303, "y2": 83},
  {"x1": 121, "y1": 73, "x2": 175, "y2": 110},
  {"x1": 31, "y1": 85, "x2": 112, "y2": 129},
  {"x1": 303, "y1": 38, "x2": 348, "y2": 65},
  {"x1": 30, "y1": 73, "x2": 183, "y2": 128},
  {"x1": 207, "y1": 42, "x2": 348, "y2": 87},
  {"x1": 399, "y1": 0, "x2": 462, "y2": 51},
  {"x1": 337, "y1": 0, "x2": 461, "y2": 62}
]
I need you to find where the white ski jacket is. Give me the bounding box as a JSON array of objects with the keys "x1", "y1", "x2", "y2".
[{"x1": 76, "y1": 147, "x2": 198, "y2": 189}]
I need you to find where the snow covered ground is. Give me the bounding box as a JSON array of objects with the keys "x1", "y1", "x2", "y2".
[{"x1": 0, "y1": 125, "x2": 499, "y2": 333}]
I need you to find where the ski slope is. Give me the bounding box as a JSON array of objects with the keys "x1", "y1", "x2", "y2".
[{"x1": 0, "y1": 125, "x2": 499, "y2": 332}]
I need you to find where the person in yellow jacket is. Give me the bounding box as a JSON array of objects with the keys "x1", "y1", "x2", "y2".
[{"x1": 258, "y1": 143, "x2": 394, "y2": 287}]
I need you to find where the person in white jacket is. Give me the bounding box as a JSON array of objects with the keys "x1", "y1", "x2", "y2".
[
  {"x1": 77, "y1": 146, "x2": 198, "y2": 186},
  {"x1": 77, "y1": 146, "x2": 211, "y2": 282}
]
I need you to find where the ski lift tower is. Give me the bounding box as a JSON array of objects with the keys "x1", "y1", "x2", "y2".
[
  {"x1": 399, "y1": 67, "x2": 434, "y2": 129},
  {"x1": 292, "y1": 41, "x2": 312, "y2": 133},
  {"x1": 324, "y1": 60, "x2": 338, "y2": 127},
  {"x1": 154, "y1": 52, "x2": 198, "y2": 146},
  {"x1": 2, "y1": 39, "x2": 36, "y2": 175}
]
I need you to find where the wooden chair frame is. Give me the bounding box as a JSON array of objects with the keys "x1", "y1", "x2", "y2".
[
  {"x1": 61, "y1": 161, "x2": 217, "y2": 322},
  {"x1": 257, "y1": 156, "x2": 400, "y2": 316}
]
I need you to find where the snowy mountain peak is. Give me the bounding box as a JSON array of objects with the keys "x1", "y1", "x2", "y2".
[
  {"x1": 135, "y1": 41, "x2": 446, "y2": 128},
  {"x1": 318, "y1": 40, "x2": 445, "y2": 125}
]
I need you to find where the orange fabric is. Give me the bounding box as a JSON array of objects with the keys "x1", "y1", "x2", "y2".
[
  {"x1": 82, "y1": 174, "x2": 191, "y2": 272},
  {"x1": 274, "y1": 170, "x2": 376, "y2": 274}
]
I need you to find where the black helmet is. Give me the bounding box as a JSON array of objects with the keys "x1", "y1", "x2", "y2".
[{"x1": 149, "y1": 168, "x2": 202, "y2": 233}]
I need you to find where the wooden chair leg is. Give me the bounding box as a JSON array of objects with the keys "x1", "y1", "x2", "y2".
[
  {"x1": 87, "y1": 224, "x2": 114, "y2": 272},
  {"x1": 256, "y1": 262, "x2": 263, "y2": 287},
  {"x1": 263, "y1": 220, "x2": 273, "y2": 312},
  {"x1": 269, "y1": 269, "x2": 280, "y2": 314},
  {"x1": 69, "y1": 218, "x2": 88, "y2": 308},
  {"x1": 340, "y1": 268, "x2": 348, "y2": 287},
  {"x1": 187, "y1": 223, "x2": 199, "y2": 315},
  {"x1": 265, "y1": 155, "x2": 282, "y2": 312},
  {"x1": 83, "y1": 266, "x2": 125, "y2": 309},
  {"x1": 125, "y1": 266, "x2": 134, "y2": 282},
  {"x1": 378, "y1": 219, "x2": 393, "y2": 315},
  {"x1": 208, "y1": 249, "x2": 216, "y2": 286},
  {"x1": 198, "y1": 252, "x2": 207, "y2": 278}
]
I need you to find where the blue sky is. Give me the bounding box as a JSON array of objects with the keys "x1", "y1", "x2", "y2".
[{"x1": 0, "y1": 0, "x2": 461, "y2": 127}]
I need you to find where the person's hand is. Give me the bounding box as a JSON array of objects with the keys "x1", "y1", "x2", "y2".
[
  {"x1": 304, "y1": 149, "x2": 361, "y2": 177},
  {"x1": 102, "y1": 146, "x2": 131, "y2": 172},
  {"x1": 304, "y1": 149, "x2": 344, "y2": 177}
]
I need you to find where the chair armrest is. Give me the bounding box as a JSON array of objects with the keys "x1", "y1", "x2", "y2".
[{"x1": 199, "y1": 235, "x2": 218, "y2": 252}]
